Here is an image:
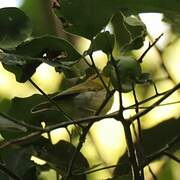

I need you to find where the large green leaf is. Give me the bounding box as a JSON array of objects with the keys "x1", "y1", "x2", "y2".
[
  {"x1": 141, "y1": 117, "x2": 180, "y2": 155},
  {"x1": 15, "y1": 35, "x2": 81, "y2": 61},
  {"x1": 55, "y1": 0, "x2": 180, "y2": 40},
  {"x1": 3, "y1": 35, "x2": 81, "y2": 82},
  {"x1": 86, "y1": 31, "x2": 115, "y2": 55},
  {"x1": 111, "y1": 13, "x2": 146, "y2": 52},
  {"x1": 54, "y1": 0, "x2": 115, "y2": 40},
  {"x1": 0, "y1": 7, "x2": 32, "y2": 49},
  {"x1": 0, "y1": 146, "x2": 37, "y2": 180},
  {"x1": 33, "y1": 138, "x2": 89, "y2": 179},
  {"x1": 0, "y1": 94, "x2": 68, "y2": 140},
  {"x1": 0, "y1": 113, "x2": 27, "y2": 132}
]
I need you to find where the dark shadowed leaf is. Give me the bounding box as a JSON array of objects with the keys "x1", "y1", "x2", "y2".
[
  {"x1": 141, "y1": 117, "x2": 180, "y2": 155},
  {"x1": 86, "y1": 31, "x2": 115, "y2": 55},
  {"x1": 0, "y1": 113, "x2": 27, "y2": 132},
  {"x1": 2, "y1": 62, "x2": 40, "y2": 83},
  {"x1": 33, "y1": 138, "x2": 89, "y2": 179},
  {"x1": 0, "y1": 146, "x2": 36, "y2": 180},
  {"x1": 54, "y1": 0, "x2": 115, "y2": 40},
  {"x1": 2, "y1": 35, "x2": 81, "y2": 82},
  {"x1": 15, "y1": 35, "x2": 81, "y2": 61},
  {"x1": 0, "y1": 7, "x2": 32, "y2": 49},
  {"x1": 111, "y1": 13, "x2": 146, "y2": 52},
  {"x1": 0, "y1": 94, "x2": 68, "y2": 140}
]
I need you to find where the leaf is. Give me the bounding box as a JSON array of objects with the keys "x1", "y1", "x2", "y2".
[
  {"x1": 3, "y1": 35, "x2": 81, "y2": 82},
  {"x1": 2, "y1": 62, "x2": 40, "y2": 83},
  {"x1": 0, "y1": 146, "x2": 36, "y2": 180},
  {"x1": 163, "y1": 13, "x2": 180, "y2": 35},
  {"x1": 0, "y1": 113, "x2": 27, "y2": 132},
  {"x1": 54, "y1": 0, "x2": 115, "y2": 40},
  {"x1": 0, "y1": 7, "x2": 32, "y2": 49},
  {"x1": 33, "y1": 138, "x2": 89, "y2": 179},
  {"x1": 141, "y1": 117, "x2": 180, "y2": 155},
  {"x1": 111, "y1": 13, "x2": 146, "y2": 52},
  {"x1": 55, "y1": 0, "x2": 180, "y2": 40},
  {"x1": 86, "y1": 31, "x2": 115, "y2": 55},
  {"x1": 15, "y1": 35, "x2": 81, "y2": 62},
  {"x1": 0, "y1": 94, "x2": 68, "y2": 140},
  {"x1": 113, "y1": 152, "x2": 131, "y2": 177}
]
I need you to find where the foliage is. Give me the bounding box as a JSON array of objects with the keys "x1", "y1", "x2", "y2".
[{"x1": 0, "y1": 1, "x2": 179, "y2": 180}]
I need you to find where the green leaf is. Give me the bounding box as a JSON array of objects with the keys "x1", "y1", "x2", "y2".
[
  {"x1": 86, "y1": 31, "x2": 115, "y2": 55},
  {"x1": 54, "y1": 0, "x2": 115, "y2": 40},
  {"x1": 2, "y1": 35, "x2": 81, "y2": 82},
  {"x1": 33, "y1": 138, "x2": 89, "y2": 179},
  {"x1": 111, "y1": 13, "x2": 146, "y2": 52},
  {"x1": 113, "y1": 152, "x2": 131, "y2": 177},
  {"x1": 0, "y1": 7, "x2": 32, "y2": 49},
  {"x1": 0, "y1": 94, "x2": 68, "y2": 140},
  {"x1": 142, "y1": 117, "x2": 180, "y2": 155},
  {"x1": 0, "y1": 146, "x2": 36, "y2": 180},
  {"x1": 15, "y1": 35, "x2": 81, "y2": 62},
  {"x1": 0, "y1": 113, "x2": 27, "y2": 132},
  {"x1": 2, "y1": 62, "x2": 40, "y2": 83},
  {"x1": 163, "y1": 13, "x2": 180, "y2": 35}
]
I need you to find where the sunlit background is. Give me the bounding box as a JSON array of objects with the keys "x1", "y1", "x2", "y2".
[{"x1": 0, "y1": 1, "x2": 179, "y2": 180}]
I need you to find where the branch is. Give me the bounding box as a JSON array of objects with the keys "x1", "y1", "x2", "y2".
[
  {"x1": 129, "y1": 82, "x2": 180, "y2": 124},
  {"x1": 138, "y1": 33, "x2": 163, "y2": 63},
  {"x1": 0, "y1": 112, "x2": 42, "y2": 131},
  {"x1": 163, "y1": 151, "x2": 180, "y2": 163},
  {"x1": 0, "y1": 131, "x2": 41, "y2": 149},
  {"x1": 29, "y1": 79, "x2": 73, "y2": 122}
]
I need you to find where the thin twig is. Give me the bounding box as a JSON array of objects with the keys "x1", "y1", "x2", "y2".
[
  {"x1": 29, "y1": 78, "x2": 73, "y2": 121},
  {"x1": 0, "y1": 131, "x2": 42, "y2": 149},
  {"x1": 0, "y1": 112, "x2": 43, "y2": 131},
  {"x1": 129, "y1": 82, "x2": 180, "y2": 124},
  {"x1": 73, "y1": 162, "x2": 130, "y2": 175},
  {"x1": 109, "y1": 54, "x2": 124, "y2": 116},
  {"x1": 43, "y1": 86, "x2": 177, "y2": 131},
  {"x1": 147, "y1": 32, "x2": 178, "y2": 86},
  {"x1": 132, "y1": 85, "x2": 145, "y2": 179},
  {"x1": 163, "y1": 151, "x2": 180, "y2": 163},
  {"x1": 138, "y1": 33, "x2": 163, "y2": 63},
  {"x1": 127, "y1": 100, "x2": 180, "y2": 109}
]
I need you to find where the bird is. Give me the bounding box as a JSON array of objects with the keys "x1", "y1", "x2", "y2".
[{"x1": 31, "y1": 75, "x2": 113, "y2": 121}]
